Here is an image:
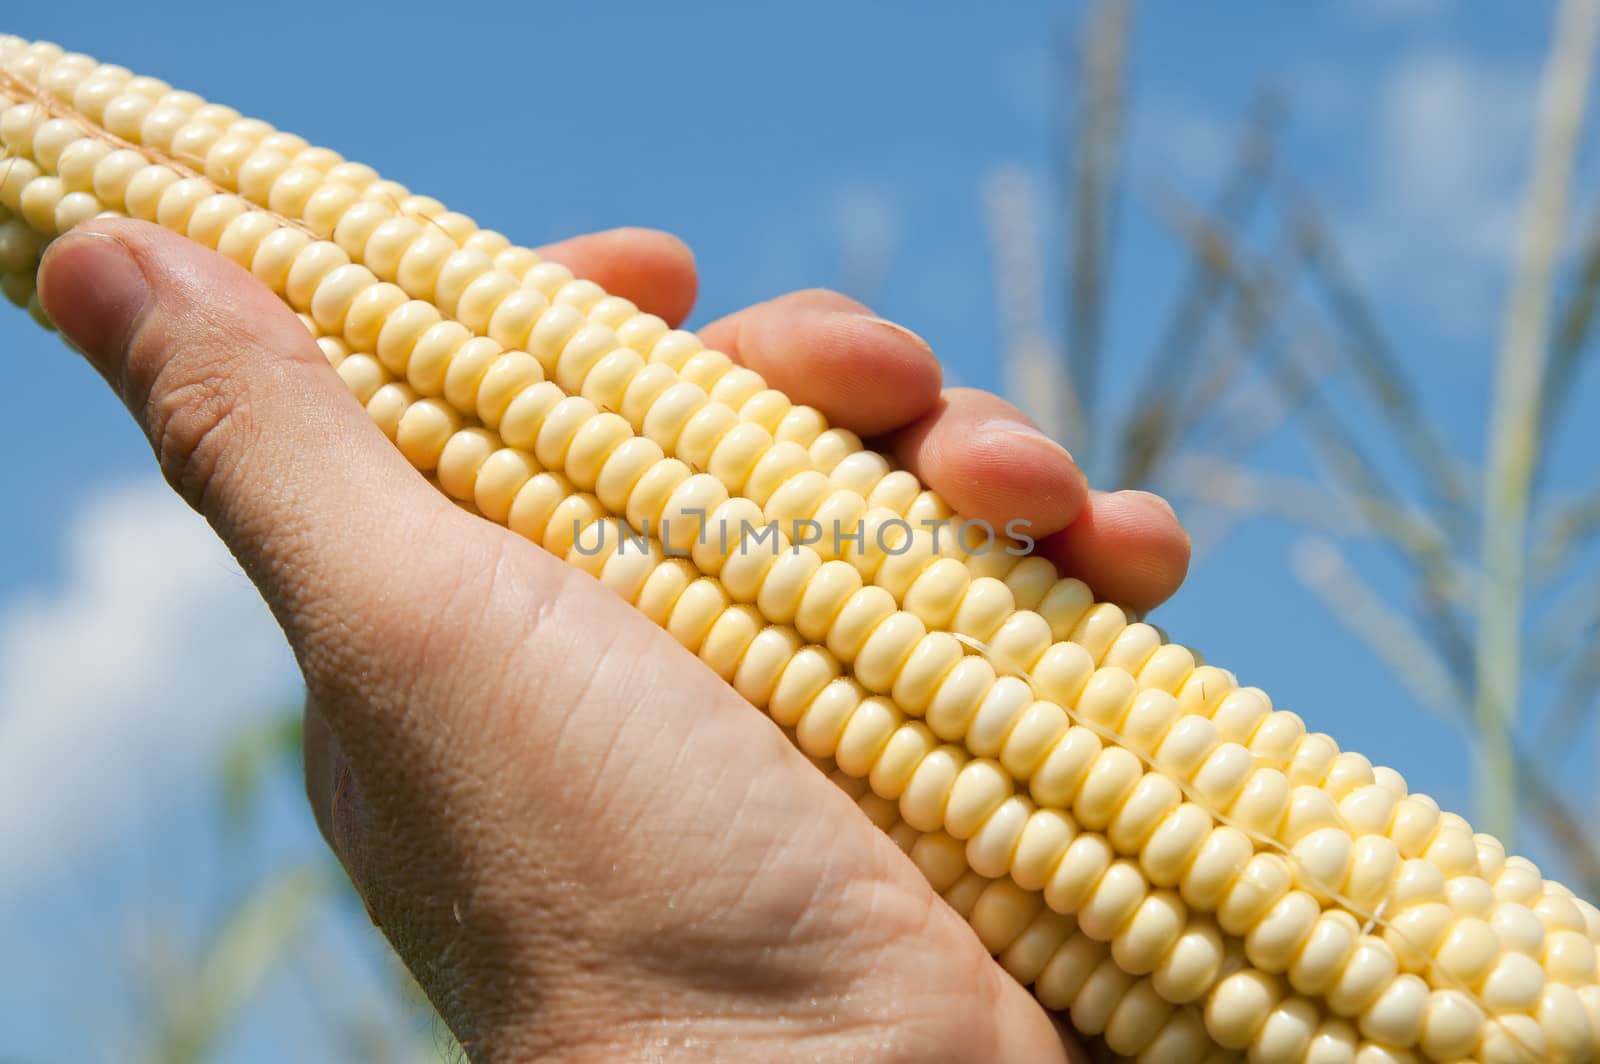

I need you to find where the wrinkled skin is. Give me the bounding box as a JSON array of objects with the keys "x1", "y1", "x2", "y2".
[{"x1": 38, "y1": 219, "x2": 1189, "y2": 1063}]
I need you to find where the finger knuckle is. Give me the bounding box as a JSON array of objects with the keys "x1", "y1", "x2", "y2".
[{"x1": 144, "y1": 357, "x2": 255, "y2": 511}]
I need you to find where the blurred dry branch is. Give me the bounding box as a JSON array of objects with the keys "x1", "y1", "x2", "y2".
[
  {"x1": 1168, "y1": 217, "x2": 1299, "y2": 467},
  {"x1": 1058, "y1": 0, "x2": 1131, "y2": 459},
  {"x1": 1538, "y1": 201, "x2": 1600, "y2": 472},
  {"x1": 1291, "y1": 537, "x2": 1465, "y2": 720},
  {"x1": 986, "y1": 0, "x2": 1600, "y2": 891},
  {"x1": 985, "y1": 165, "x2": 1070, "y2": 441},
  {"x1": 1116, "y1": 94, "x2": 1282, "y2": 489},
  {"x1": 1161, "y1": 197, "x2": 1475, "y2": 631},
  {"x1": 1171, "y1": 455, "x2": 1432, "y2": 545},
  {"x1": 1287, "y1": 190, "x2": 1477, "y2": 534},
  {"x1": 1533, "y1": 488, "x2": 1600, "y2": 579},
  {"x1": 1473, "y1": 0, "x2": 1600, "y2": 842}
]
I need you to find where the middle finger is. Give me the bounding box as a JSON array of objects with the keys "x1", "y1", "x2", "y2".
[{"x1": 699, "y1": 290, "x2": 944, "y2": 436}]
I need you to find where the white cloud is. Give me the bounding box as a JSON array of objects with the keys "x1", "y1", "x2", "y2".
[
  {"x1": 1333, "y1": 46, "x2": 1539, "y2": 337},
  {"x1": 1378, "y1": 47, "x2": 1533, "y2": 258},
  {"x1": 0, "y1": 477, "x2": 298, "y2": 899}
]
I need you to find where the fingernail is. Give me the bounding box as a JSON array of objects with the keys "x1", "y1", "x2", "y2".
[
  {"x1": 861, "y1": 315, "x2": 932, "y2": 350},
  {"x1": 1123, "y1": 489, "x2": 1178, "y2": 520},
  {"x1": 978, "y1": 417, "x2": 1076, "y2": 462},
  {"x1": 40, "y1": 230, "x2": 150, "y2": 374}
]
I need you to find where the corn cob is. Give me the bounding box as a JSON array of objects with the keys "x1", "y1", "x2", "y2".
[{"x1": 4, "y1": 37, "x2": 1599, "y2": 1064}]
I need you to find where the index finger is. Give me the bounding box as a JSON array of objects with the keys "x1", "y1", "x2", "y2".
[
  {"x1": 535, "y1": 227, "x2": 699, "y2": 327},
  {"x1": 698, "y1": 290, "x2": 945, "y2": 437}
]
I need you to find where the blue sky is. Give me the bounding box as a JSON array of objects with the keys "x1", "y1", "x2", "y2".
[{"x1": 2, "y1": 2, "x2": 1596, "y2": 1060}]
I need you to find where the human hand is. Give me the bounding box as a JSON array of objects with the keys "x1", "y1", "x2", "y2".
[{"x1": 38, "y1": 220, "x2": 1189, "y2": 1062}]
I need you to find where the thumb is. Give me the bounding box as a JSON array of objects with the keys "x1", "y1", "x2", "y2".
[{"x1": 35, "y1": 218, "x2": 449, "y2": 656}]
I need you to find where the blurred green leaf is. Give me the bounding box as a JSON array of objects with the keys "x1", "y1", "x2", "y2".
[
  {"x1": 221, "y1": 705, "x2": 305, "y2": 832},
  {"x1": 154, "y1": 865, "x2": 330, "y2": 1064}
]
